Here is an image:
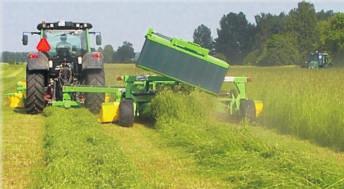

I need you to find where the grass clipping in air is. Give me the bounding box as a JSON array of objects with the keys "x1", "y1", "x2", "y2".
[
  {"x1": 151, "y1": 90, "x2": 344, "y2": 188},
  {"x1": 33, "y1": 107, "x2": 142, "y2": 188}
]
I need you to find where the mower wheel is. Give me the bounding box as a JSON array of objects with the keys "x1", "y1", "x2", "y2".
[
  {"x1": 240, "y1": 99, "x2": 256, "y2": 122},
  {"x1": 118, "y1": 99, "x2": 134, "y2": 127},
  {"x1": 26, "y1": 70, "x2": 46, "y2": 114},
  {"x1": 84, "y1": 69, "x2": 105, "y2": 113}
]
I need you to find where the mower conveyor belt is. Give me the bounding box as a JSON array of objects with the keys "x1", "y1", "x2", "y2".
[{"x1": 137, "y1": 29, "x2": 230, "y2": 94}]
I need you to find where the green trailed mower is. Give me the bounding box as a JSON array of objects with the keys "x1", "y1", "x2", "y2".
[{"x1": 7, "y1": 27, "x2": 263, "y2": 127}]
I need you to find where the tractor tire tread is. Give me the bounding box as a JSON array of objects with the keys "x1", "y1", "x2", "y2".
[
  {"x1": 118, "y1": 99, "x2": 134, "y2": 127},
  {"x1": 25, "y1": 70, "x2": 46, "y2": 114},
  {"x1": 84, "y1": 69, "x2": 105, "y2": 114}
]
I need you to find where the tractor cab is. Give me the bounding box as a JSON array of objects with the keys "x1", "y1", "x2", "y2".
[
  {"x1": 23, "y1": 21, "x2": 102, "y2": 60},
  {"x1": 306, "y1": 51, "x2": 332, "y2": 69}
]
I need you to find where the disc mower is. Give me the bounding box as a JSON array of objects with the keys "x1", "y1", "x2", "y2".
[{"x1": 7, "y1": 23, "x2": 263, "y2": 126}]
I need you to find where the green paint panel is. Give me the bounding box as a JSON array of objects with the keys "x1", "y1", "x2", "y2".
[{"x1": 137, "y1": 35, "x2": 229, "y2": 94}]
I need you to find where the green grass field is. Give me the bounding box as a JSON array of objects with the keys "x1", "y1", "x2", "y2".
[
  {"x1": 228, "y1": 66, "x2": 344, "y2": 150},
  {"x1": 2, "y1": 63, "x2": 344, "y2": 188}
]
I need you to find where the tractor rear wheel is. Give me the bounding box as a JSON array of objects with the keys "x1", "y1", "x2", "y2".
[
  {"x1": 84, "y1": 69, "x2": 105, "y2": 113},
  {"x1": 25, "y1": 70, "x2": 46, "y2": 114},
  {"x1": 240, "y1": 99, "x2": 256, "y2": 122},
  {"x1": 118, "y1": 99, "x2": 134, "y2": 127}
]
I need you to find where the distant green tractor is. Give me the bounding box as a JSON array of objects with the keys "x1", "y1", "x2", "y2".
[{"x1": 305, "y1": 51, "x2": 332, "y2": 69}]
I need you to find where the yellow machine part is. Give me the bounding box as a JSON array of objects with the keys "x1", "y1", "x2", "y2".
[
  {"x1": 7, "y1": 92, "x2": 25, "y2": 108},
  {"x1": 254, "y1": 100, "x2": 264, "y2": 118},
  {"x1": 98, "y1": 102, "x2": 120, "y2": 123},
  {"x1": 104, "y1": 94, "x2": 111, "y2": 103}
]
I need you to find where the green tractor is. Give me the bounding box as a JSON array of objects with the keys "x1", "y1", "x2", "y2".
[
  {"x1": 22, "y1": 21, "x2": 105, "y2": 114},
  {"x1": 305, "y1": 51, "x2": 332, "y2": 69}
]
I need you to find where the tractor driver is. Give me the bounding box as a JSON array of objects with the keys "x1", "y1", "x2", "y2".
[{"x1": 56, "y1": 34, "x2": 72, "y2": 51}]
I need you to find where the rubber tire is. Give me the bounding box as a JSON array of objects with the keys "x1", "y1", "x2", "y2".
[
  {"x1": 84, "y1": 69, "x2": 105, "y2": 113},
  {"x1": 118, "y1": 99, "x2": 134, "y2": 127},
  {"x1": 25, "y1": 70, "x2": 46, "y2": 114},
  {"x1": 240, "y1": 99, "x2": 256, "y2": 122}
]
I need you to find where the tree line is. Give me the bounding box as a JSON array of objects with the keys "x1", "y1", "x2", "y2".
[
  {"x1": 0, "y1": 41, "x2": 136, "y2": 64},
  {"x1": 1, "y1": 52, "x2": 27, "y2": 63},
  {"x1": 193, "y1": 1, "x2": 343, "y2": 65},
  {"x1": 99, "y1": 41, "x2": 136, "y2": 63}
]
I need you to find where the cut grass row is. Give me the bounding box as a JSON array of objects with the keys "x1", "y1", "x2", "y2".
[
  {"x1": 33, "y1": 107, "x2": 145, "y2": 188},
  {"x1": 1, "y1": 64, "x2": 45, "y2": 189},
  {"x1": 36, "y1": 99, "x2": 231, "y2": 188},
  {"x1": 103, "y1": 123, "x2": 231, "y2": 188},
  {"x1": 3, "y1": 64, "x2": 226, "y2": 188},
  {"x1": 151, "y1": 90, "x2": 344, "y2": 188}
]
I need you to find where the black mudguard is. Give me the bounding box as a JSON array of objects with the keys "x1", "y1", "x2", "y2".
[
  {"x1": 82, "y1": 52, "x2": 103, "y2": 70},
  {"x1": 27, "y1": 52, "x2": 49, "y2": 71}
]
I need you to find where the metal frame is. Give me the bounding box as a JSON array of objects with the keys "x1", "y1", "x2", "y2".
[
  {"x1": 223, "y1": 76, "x2": 248, "y2": 115},
  {"x1": 47, "y1": 75, "x2": 247, "y2": 117},
  {"x1": 7, "y1": 75, "x2": 249, "y2": 121}
]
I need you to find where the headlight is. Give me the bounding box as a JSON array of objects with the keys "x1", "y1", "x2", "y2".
[
  {"x1": 78, "y1": 57, "x2": 82, "y2": 64},
  {"x1": 58, "y1": 21, "x2": 65, "y2": 27}
]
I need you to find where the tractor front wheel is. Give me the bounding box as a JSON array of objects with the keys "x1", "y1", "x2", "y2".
[
  {"x1": 84, "y1": 69, "x2": 105, "y2": 113},
  {"x1": 25, "y1": 70, "x2": 46, "y2": 114},
  {"x1": 118, "y1": 99, "x2": 134, "y2": 127}
]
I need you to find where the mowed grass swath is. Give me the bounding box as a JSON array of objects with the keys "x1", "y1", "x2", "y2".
[
  {"x1": 33, "y1": 107, "x2": 145, "y2": 188},
  {"x1": 1, "y1": 64, "x2": 46, "y2": 189},
  {"x1": 229, "y1": 66, "x2": 344, "y2": 150},
  {"x1": 151, "y1": 90, "x2": 344, "y2": 188}
]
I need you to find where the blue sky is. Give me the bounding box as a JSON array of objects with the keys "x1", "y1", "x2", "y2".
[{"x1": 1, "y1": 0, "x2": 343, "y2": 52}]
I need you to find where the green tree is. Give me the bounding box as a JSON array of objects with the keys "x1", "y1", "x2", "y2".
[
  {"x1": 193, "y1": 24, "x2": 213, "y2": 50},
  {"x1": 1, "y1": 51, "x2": 27, "y2": 64},
  {"x1": 286, "y1": 1, "x2": 318, "y2": 58},
  {"x1": 255, "y1": 13, "x2": 287, "y2": 47},
  {"x1": 103, "y1": 45, "x2": 114, "y2": 63},
  {"x1": 317, "y1": 10, "x2": 334, "y2": 21},
  {"x1": 317, "y1": 19, "x2": 331, "y2": 50},
  {"x1": 114, "y1": 41, "x2": 135, "y2": 63},
  {"x1": 215, "y1": 12, "x2": 256, "y2": 64},
  {"x1": 319, "y1": 13, "x2": 344, "y2": 62},
  {"x1": 257, "y1": 34, "x2": 302, "y2": 66}
]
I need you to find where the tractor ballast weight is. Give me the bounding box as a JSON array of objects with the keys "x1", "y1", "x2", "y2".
[
  {"x1": 137, "y1": 29, "x2": 229, "y2": 94},
  {"x1": 27, "y1": 52, "x2": 50, "y2": 71}
]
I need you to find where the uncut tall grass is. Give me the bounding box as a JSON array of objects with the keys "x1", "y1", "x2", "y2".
[{"x1": 230, "y1": 67, "x2": 344, "y2": 150}]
